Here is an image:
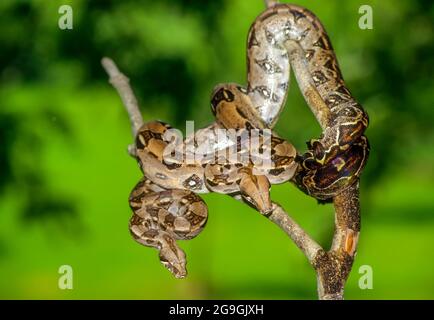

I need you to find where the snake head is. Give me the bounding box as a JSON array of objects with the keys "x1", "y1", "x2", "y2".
[
  {"x1": 158, "y1": 235, "x2": 187, "y2": 279},
  {"x1": 210, "y1": 84, "x2": 235, "y2": 116},
  {"x1": 210, "y1": 83, "x2": 266, "y2": 130},
  {"x1": 239, "y1": 171, "x2": 272, "y2": 214}
]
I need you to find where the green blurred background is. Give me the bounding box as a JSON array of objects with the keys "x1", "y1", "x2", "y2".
[{"x1": 0, "y1": 0, "x2": 433, "y2": 299}]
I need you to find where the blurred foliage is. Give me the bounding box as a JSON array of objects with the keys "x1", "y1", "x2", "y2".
[{"x1": 0, "y1": 0, "x2": 433, "y2": 299}]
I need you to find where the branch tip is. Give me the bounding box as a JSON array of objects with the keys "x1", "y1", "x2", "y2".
[
  {"x1": 264, "y1": 0, "x2": 279, "y2": 8},
  {"x1": 101, "y1": 56, "x2": 144, "y2": 138}
]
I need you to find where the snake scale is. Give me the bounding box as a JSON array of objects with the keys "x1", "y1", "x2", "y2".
[{"x1": 128, "y1": 3, "x2": 369, "y2": 278}]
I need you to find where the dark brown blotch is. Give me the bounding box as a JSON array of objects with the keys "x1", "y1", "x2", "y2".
[
  {"x1": 163, "y1": 161, "x2": 183, "y2": 170},
  {"x1": 268, "y1": 167, "x2": 285, "y2": 176},
  {"x1": 248, "y1": 29, "x2": 259, "y2": 48},
  {"x1": 326, "y1": 94, "x2": 348, "y2": 108},
  {"x1": 335, "y1": 85, "x2": 351, "y2": 96},
  {"x1": 305, "y1": 49, "x2": 315, "y2": 61},
  {"x1": 312, "y1": 70, "x2": 329, "y2": 86},
  {"x1": 291, "y1": 9, "x2": 306, "y2": 22},
  {"x1": 313, "y1": 36, "x2": 329, "y2": 50},
  {"x1": 211, "y1": 88, "x2": 235, "y2": 114},
  {"x1": 182, "y1": 174, "x2": 203, "y2": 190}
]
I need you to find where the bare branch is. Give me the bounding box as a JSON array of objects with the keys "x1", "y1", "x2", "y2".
[
  {"x1": 331, "y1": 181, "x2": 361, "y2": 253},
  {"x1": 264, "y1": 0, "x2": 279, "y2": 8},
  {"x1": 267, "y1": 203, "x2": 322, "y2": 264},
  {"x1": 313, "y1": 181, "x2": 361, "y2": 300},
  {"x1": 101, "y1": 57, "x2": 144, "y2": 138},
  {"x1": 265, "y1": 183, "x2": 361, "y2": 300}
]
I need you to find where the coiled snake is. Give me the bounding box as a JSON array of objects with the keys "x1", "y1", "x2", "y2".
[
  {"x1": 128, "y1": 3, "x2": 369, "y2": 278},
  {"x1": 129, "y1": 89, "x2": 297, "y2": 278}
]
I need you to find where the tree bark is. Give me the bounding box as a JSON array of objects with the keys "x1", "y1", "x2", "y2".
[{"x1": 313, "y1": 182, "x2": 361, "y2": 300}]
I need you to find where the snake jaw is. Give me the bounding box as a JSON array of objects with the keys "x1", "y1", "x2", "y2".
[
  {"x1": 159, "y1": 246, "x2": 187, "y2": 279},
  {"x1": 161, "y1": 260, "x2": 187, "y2": 279}
]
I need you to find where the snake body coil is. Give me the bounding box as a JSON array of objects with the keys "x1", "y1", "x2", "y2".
[
  {"x1": 127, "y1": 3, "x2": 370, "y2": 278},
  {"x1": 245, "y1": 4, "x2": 369, "y2": 200},
  {"x1": 129, "y1": 86, "x2": 297, "y2": 277}
]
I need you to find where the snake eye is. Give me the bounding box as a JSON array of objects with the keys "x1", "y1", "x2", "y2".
[{"x1": 211, "y1": 87, "x2": 235, "y2": 114}]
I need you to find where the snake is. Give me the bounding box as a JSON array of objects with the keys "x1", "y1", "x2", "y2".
[
  {"x1": 127, "y1": 2, "x2": 370, "y2": 278},
  {"x1": 129, "y1": 85, "x2": 297, "y2": 278},
  {"x1": 243, "y1": 3, "x2": 370, "y2": 201}
]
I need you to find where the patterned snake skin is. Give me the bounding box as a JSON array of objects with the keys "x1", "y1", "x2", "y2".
[
  {"x1": 129, "y1": 87, "x2": 297, "y2": 278},
  {"x1": 127, "y1": 3, "x2": 369, "y2": 278},
  {"x1": 244, "y1": 3, "x2": 370, "y2": 200}
]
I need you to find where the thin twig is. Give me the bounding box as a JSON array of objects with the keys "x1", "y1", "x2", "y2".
[
  {"x1": 268, "y1": 203, "x2": 322, "y2": 264},
  {"x1": 101, "y1": 57, "x2": 143, "y2": 138},
  {"x1": 264, "y1": 0, "x2": 279, "y2": 8}
]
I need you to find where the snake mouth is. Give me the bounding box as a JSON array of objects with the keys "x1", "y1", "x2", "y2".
[
  {"x1": 161, "y1": 260, "x2": 187, "y2": 279},
  {"x1": 174, "y1": 271, "x2": 187, "y2": 279},
  {"x1": 159, "y1": 244, "x2": 188, "y2": 279}
]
